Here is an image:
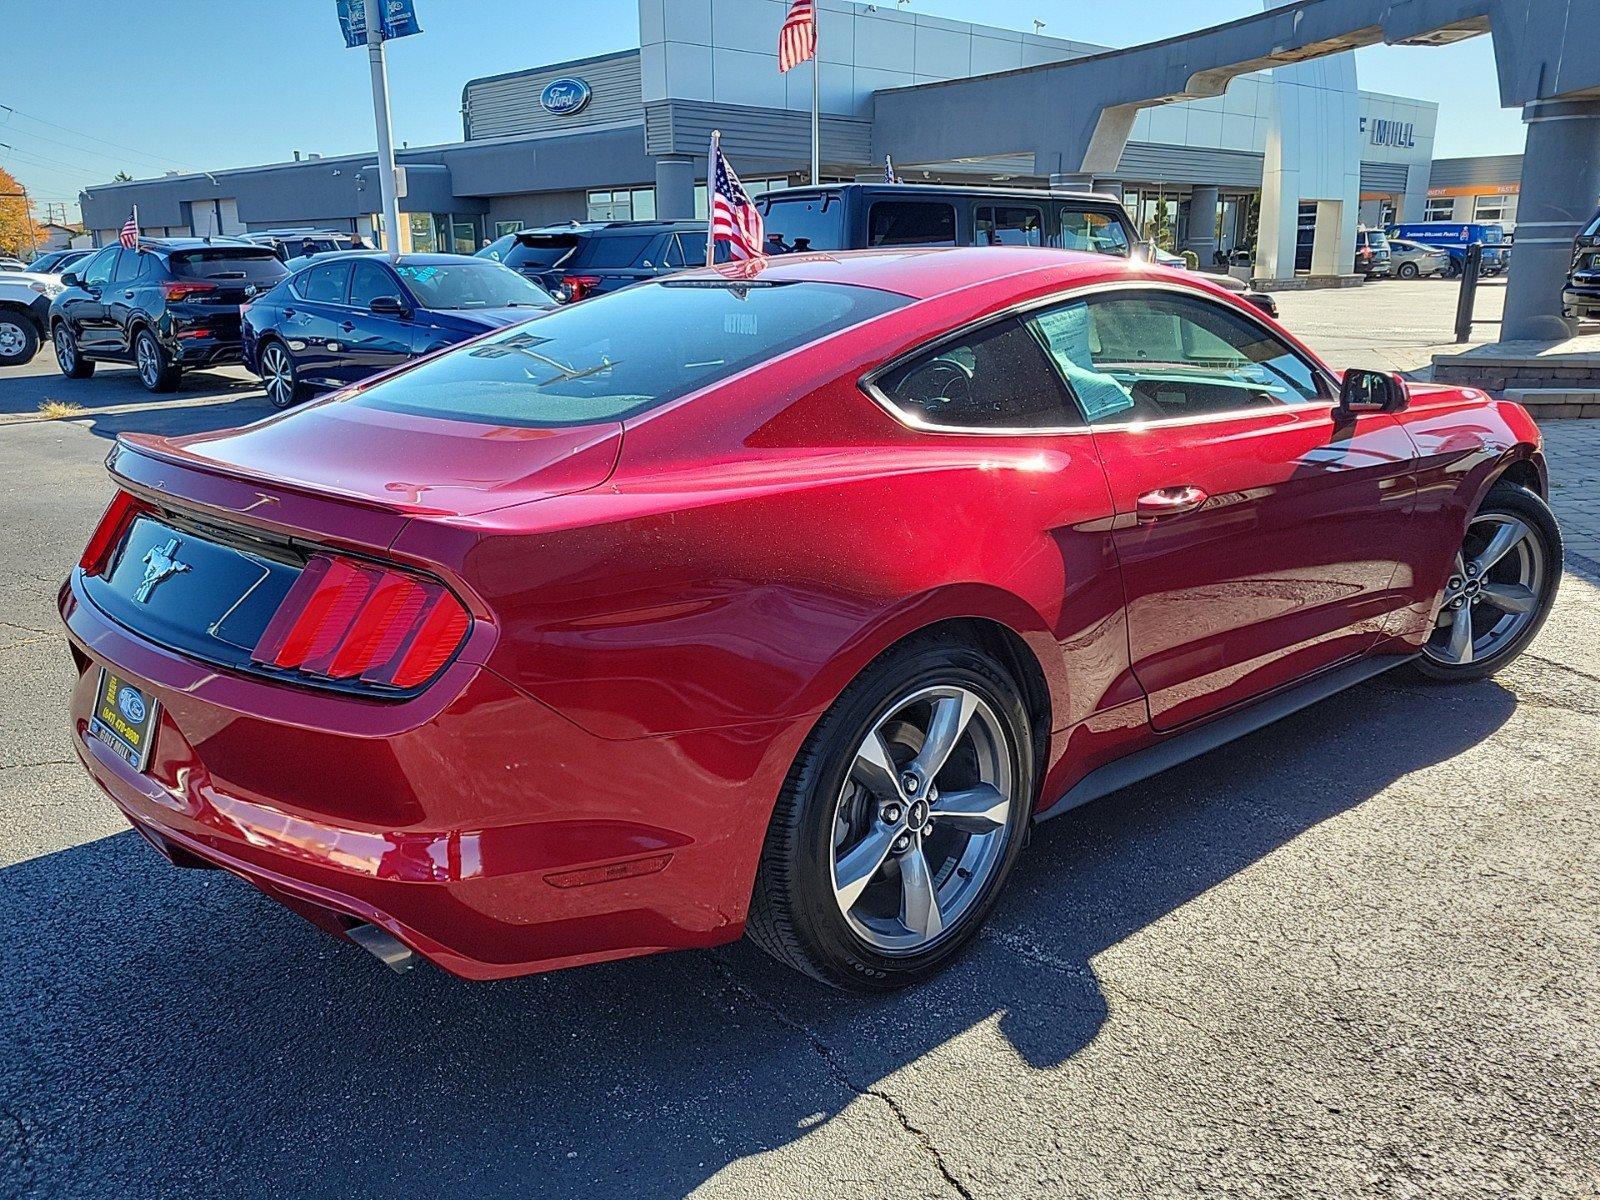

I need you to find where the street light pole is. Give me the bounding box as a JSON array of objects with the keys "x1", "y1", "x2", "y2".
[{"x1": 366, "y1": 22, "x2": 402, "y2": 253}]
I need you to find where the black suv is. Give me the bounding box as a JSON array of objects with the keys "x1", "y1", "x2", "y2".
[
  {"x1": 1563, "y1": 207, "x2": 1600, "y2": 322},
  {"x1": 50, "y1": 238, "x2": 287, "y2": 392},
  {"x1": 752, "y1": 183, "x2": 1278, "y2": 317},
  {"x1": 242, "y1": 229, "x2": 360, "y2": 262},
  {"x1": 477, "y1": 220, "x2": 730, "y2": 302}
]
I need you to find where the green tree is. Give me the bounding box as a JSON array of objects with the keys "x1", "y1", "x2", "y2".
[
  {"x1": 1142, "y1": 196, "x2": 1176, "y2": 252},
  {"x1": 113, "y1": 171, "x2": 133, "y2": 182}
]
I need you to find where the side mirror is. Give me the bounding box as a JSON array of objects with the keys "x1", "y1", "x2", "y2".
[
  {"x1": 1338, "y1": 368, "x2": 1409, "y2": 415},
  {"x1": 60, "y1": 271, "x2": 81, "y2": 287},
  {"x1": 368, "y1": 295, "x2": 410, "y2": 316}
]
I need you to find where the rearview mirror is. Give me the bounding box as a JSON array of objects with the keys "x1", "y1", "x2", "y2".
[
  {"x1": 60, "y1": 271, "x2": 81, "y2": 287},
  {"x1": 368, "y1": 295, "x2": 410, "y2": 316},
  {"x1": 1338, "y1": 368, "x2": 1409, "y2": 415}
]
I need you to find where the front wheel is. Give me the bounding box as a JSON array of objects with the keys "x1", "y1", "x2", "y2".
[
  {"x1": 134, "y1": 329, "x2": 181, "y2": 393},
  {"x1": 0, "y1": 313, "x2": 39, "y2": 367},
  {"x1": 1411, "y1": 482, "x2": 1561, "y2": 682},
  {"x1": 747, "y1": 635, "x2": 1034, "y2": 991}
]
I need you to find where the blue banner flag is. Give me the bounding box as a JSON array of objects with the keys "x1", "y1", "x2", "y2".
[{"x1": 337, "y1": 0, "x2": 421, "y2": 47}]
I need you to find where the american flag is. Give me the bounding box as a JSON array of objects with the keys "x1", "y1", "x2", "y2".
[
  {"x1": 709, "y1": 136, "x2": 765, "y2": 261},
  {"x1": 778, "y1": 0, "x2": 816, "y2": 73},
  {"x1": 118, "y1": 207, "x2": 139, "y2": 250},
  {"x1": 884, "y1": 154, "x2": 899, "y2": 184}
]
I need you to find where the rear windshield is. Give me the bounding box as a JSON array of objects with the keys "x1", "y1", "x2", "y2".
[
  {"x1": 480, "y1": 233, "x2": 579, "y2": 270},
  {"x1": 566, "y1": 234, "x2": 656, "y2": 270},
  {"x1": 393, "y1": 260, "x2": 554, "y2": 310},
  {"x1": 349, "y1": 279, "x2": 906, "y2": 427},
  {"x1": 170, "y1": 250, "x2": 288, "y2": 282},
  {"x1": 760, "y1": 194, "x2": 844, "y2": 253}
]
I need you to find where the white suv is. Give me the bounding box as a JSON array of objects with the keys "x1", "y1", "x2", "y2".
[{"x1": 0, "y1": 270, "x2": 66, "y2": 367}]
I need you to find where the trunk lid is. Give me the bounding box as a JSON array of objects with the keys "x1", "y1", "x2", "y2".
[{"x1": 119, "y1": 400, "x2": 623, "y2": 520}]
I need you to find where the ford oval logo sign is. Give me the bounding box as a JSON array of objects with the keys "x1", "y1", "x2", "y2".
[{"x1": 540, "y1": 77, "x2": 592, "y2": 117}]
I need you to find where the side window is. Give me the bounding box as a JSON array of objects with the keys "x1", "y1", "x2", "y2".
[
  {"x1": 873, "y1": 316, "x2": 1083, "y2": 430},
  {"x1": 112, "y1": 249, "x2": 144, "y2": 283},
  {"x1": 976, "y1": 206, "x2": 1042, "y2": 247},
  {"x1": 299, "y1": 261, "x2": 353, "y2": 304},
  {"x1": 1029, "y1": 291, "x2": 1327, "y2": 425},
  {"x1": 663, "y1": 232, "x2": 729, "y2": 268},
  {"x1": 868, "y1": 201, "x2": 957, "y2": 247},
  {"x1": 82, "y1": 248, "x2": 118, "y2": 286},
  {"x1": 348, "y1": 261, "x2": 399, "y2": 308},
  {"x1": 1059, "y1": 209, "x2": 1131, "y2": 257}
]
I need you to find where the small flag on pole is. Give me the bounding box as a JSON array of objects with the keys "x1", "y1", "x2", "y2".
[
  {"x1": 884, "y1": 155, "x2": 899, "y2": 184},
  {"x1": 119, "y1": 207, "x2": 139, "y2": 250},
  {"x1": 707, "y1": 132, "x2": 766, "y2": 263},
  {"x1": 778, "y1": 0, "x2": 816, "y2": 73}
]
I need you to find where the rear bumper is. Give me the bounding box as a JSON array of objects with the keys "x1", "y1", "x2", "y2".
[{"x1": 61, "y1": 574, "x2": 801, "y2": 979}]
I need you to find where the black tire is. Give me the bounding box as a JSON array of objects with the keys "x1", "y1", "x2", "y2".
[
  {"x1": 258, "y1": 340, "x2": 308, "y2": 409},
  {"x1": 1409, "y1": 481, "x2": 1561, "y2": 683},
  {"x1": 746, "y1": 633, "x2": 1034, "y2": 992},
  {"x1": 0, "y1": 311, "x2": 40, "y2": 367},
  {"x1": 53, "y1": 322, "x2": 94, "y2": 378},
  {"x1": 133, "y1": 328, "x2": 181, "y2": 393},
  {"x1": 1396, "y1": 261, "x2": 1420, "y2": 280}
]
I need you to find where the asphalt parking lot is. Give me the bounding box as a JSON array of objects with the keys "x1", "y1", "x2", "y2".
[{"x1": 2, "y1": 280, "x2": 1598, "y2": 1198}]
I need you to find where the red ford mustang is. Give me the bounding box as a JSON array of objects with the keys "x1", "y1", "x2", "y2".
[{"x1": 61, "y1": 248, "x2": 1560, "y2": 991}]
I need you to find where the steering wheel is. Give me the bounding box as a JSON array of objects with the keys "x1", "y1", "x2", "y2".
[{"x1": 898, "y1": 356, "x2": 974, "y2": 413}]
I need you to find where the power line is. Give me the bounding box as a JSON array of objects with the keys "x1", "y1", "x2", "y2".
[
  {"x1": 0, "y1": 102, "x2": 193, "y2": 172},
  {"x1": 0, "y1": 124, "x2": 177, "y2": 170}
]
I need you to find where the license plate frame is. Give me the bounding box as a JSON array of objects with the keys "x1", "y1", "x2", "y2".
[{"x1": 88, "y1": 668, "x2": 160, "y2": 772}]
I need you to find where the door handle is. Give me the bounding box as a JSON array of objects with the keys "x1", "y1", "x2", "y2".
[
  {"x1": 282, "y1": 307, "x2": 296, "y2": 318},
  {"x1": 340, "y1": 321, "x2": 355, "y2": 332},
  {"x1": 1136, "y1": 485, "x2": 1209, "y2": 520},
  {"x1": 123, "y1": 290, "x2": 135, "y2": 299}
]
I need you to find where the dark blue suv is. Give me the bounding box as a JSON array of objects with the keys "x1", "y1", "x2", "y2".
[{"x1": 241, "y1": 251, "x2": 555, "y2": 408}]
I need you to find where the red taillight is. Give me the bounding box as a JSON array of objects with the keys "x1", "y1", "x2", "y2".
[
  {"x1": 559, "y1": 274, "x2": 601, "y2": 303},
  {"x1": 80, "y1": 490, "x2": 150, "y2": 574},
  {"x1": 252, "y1": 553, "x2": 470, "y2": 690},
  {"x1": 162, "y1": 280, "x2": 219, "y2": 302}
]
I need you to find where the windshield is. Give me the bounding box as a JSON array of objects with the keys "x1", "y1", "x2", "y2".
[
  {"x1": 394, "y1": 260, "x2": 555, "y2": 310},
  {"x1": 349, "y1": 279, "x2": 907, "y2": 427}
]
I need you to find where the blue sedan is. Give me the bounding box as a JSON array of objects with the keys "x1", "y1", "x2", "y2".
[{"x1": 241, "y1": 251, "x2": 556, "y2": 408}]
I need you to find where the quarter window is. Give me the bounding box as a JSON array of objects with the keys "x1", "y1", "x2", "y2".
[
  {"x1": 868, "y1": 201, "x2": 957, "y2": 247},
  {"x1": 976, "y1": 206, "x2": 1043, "y2": 247},
  {"x1": 874, "y1": 316, "x2": 1082, "y2": 430},
  {"x1": 1028, "y1": 291, "x2": 1326, "y2": 424}
]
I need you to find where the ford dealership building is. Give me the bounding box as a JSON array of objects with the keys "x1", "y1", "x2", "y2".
[{"x1": 80, "y1": 1, "x2": 1446, "y2": 274}]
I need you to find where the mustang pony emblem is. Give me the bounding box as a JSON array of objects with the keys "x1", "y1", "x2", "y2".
[{"x1": 135, "y1": 537, "x2": 190, "y2": 603}]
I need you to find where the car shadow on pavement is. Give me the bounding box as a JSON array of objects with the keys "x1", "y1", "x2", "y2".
[{"x1": 0, "y1": 674, "x2": 1516, "y2": 1199}]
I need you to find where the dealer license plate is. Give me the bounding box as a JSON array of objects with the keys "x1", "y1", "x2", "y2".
[{"x1": 88, "y1": 668, "x2": 159, "y2": 772}]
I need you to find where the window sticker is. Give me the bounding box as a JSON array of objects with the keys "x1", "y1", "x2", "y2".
[{"x1": 1030, "y1": 306, "x2": 1136, "y2": 422}]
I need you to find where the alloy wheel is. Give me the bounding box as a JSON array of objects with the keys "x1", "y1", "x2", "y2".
[
  {"x1": 1423, "y1": 512, "x2": 1546, "y2": 668},
  {"x1": 0, "y1": 320, "x2": 25, "y2": 360},
  {"x1": 829, "y1": 685, "x2": 1015, "y2": 953},
  {"x1": 54, "y1": 326, "x2": 76, "y2": 371},
  {"x1": 262, "y1": 345, "x2": 293, "y2": 406},
  {"x1": 136, "y1": 335, "x2": 161, "y2": 388}
]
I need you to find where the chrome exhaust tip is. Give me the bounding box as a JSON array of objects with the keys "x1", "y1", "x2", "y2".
[{"x1": 346, "y1": 923, "x2": 417, "y2": 974}]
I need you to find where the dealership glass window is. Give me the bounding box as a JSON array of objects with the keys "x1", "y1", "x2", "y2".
[
  {"x1": 868, "y1": 201, "x2": 957, "y2": 247},
  {"x1": 452, "y1": 219, "x2": 479, "y2": 255},
  {"x1": 692, "y1": 177, "x2": 790, "y2": 220},
  {"x1": 407, "y1": 212, "x2": 439, "y2": 254},
  {"x1": 587, "y1": 187, "x2": 657, "y2": 222},
  {"x1": 976, "y1": 206, "x2": 1042, "y2": 247},
  {"x1": 1424, "y1": 197, "x2": 1456, "y2": 222},
  {"x1": 494, "y1": 221, "x2": 522, "y2": 239},
  {"x1": 1473, "y1": 195, "x2": 1511, "y2": 222}
]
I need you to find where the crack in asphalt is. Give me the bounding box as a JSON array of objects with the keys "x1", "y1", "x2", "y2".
[
  {"x1": 708, "y1": 957, "x2": 975, "y2": 1200},
  {"x1": 0, "y1": 759, "x2": 73, "y2": 773}
]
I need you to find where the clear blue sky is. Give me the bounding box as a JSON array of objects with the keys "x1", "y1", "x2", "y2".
[{"x1": 3, "y1": 0, "x2": 1525, "y2": 224}]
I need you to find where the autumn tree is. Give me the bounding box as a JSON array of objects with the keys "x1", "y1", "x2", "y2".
[{"x1": 0, "y1": 166, "x2": 48, "y2": 258}]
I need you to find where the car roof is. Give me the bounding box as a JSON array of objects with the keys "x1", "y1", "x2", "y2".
[
  {"x1": 760, "y1": 182, "x2": 1112, "y2": 204},
  {"x1": 517, "y1": 220, "x2": 703, "y2": 237},
  {"x1": 668, "y1": 245, "x2": 1167, "y2": 301},
  {"x1": 132, "y1": 237, "x2": 265, "y2": 252}
]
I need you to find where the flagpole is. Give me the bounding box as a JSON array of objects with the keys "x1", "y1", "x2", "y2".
[
  {"x1": 809, "y1": 11, "x2": 820, "y2": 186},
  {"x1": 706, "y1": 130, "x2": 720, "y2": 268},
  {"x1": 132, "y1": 204, "x2": 139, "y2": 250}
]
